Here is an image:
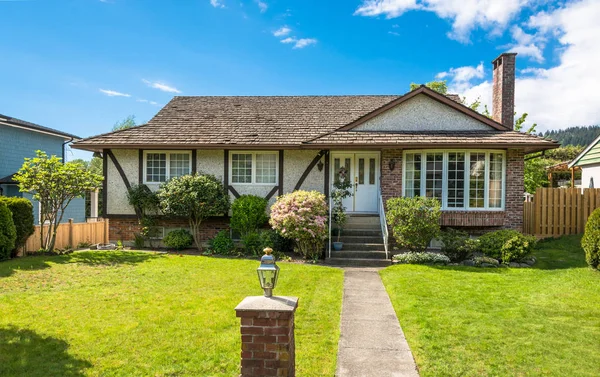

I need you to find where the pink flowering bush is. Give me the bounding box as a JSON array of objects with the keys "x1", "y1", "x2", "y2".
[{"x1": 269, "y1": 190, "x2": 328, "y2": 259}]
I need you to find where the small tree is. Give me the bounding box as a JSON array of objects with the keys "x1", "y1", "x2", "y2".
[
  {"x1": 0, "y1": 197, "x2": 34, "y2": 258},
  {"x1": 0, "y1": 202, "x2": 17, "y2": 261},
  {"x1": 582, "y1": 207, "x2": 600, "y2": 269},
  {"x1": 112, "y1": 115, "x2": 137, "y2": 131},
  {"x1": 386, "y1": 196, "x2": 441, "y2": 253},
  {"x1": 331, "y1": 167, "x2": 352, "y2": 242},
  {"x1": 127, "y1": 184, "x2": 161, "y2": 247},
  {"x1": 14, "y1": 151, "x2": 103, "y2": 252},
  {"x1": 157, "y1": 174, "x2": 230, "y2": 250}
]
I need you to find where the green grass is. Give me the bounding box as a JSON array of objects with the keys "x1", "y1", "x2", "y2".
[
  {"x1": 381, "y1": 235, "x2": 600, "y2": 377},
  {"x1": 0, "y1": 252, "x2": 343, "y2": 376}
]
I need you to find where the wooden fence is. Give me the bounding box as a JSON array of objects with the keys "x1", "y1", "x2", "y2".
[
  {"x1": 523, "y1": 188, "x2": 600, "y2": 237},
  {"x1": 24, "y1": 219, "x2": 109, "y2": 252}
]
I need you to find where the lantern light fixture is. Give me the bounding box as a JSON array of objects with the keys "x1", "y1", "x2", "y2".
[{"x1": 257, "y1": 247, "x2": 280, "y2": 297}]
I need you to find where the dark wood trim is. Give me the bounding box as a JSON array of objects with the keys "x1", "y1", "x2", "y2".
[
  {"x1": 278, "y1": 150, "x2": 284, "y2": 196},
  {"x1": 224, "y1": 149, "x2": 229, "y2": 188},
  {"x1": 324, "y1": 150, "x2": 330, "y2": 198},
  {"x1": 191, "y1": 149, "x2": 197, "y2": 174},
  {"x1": 102, "y1": 149, "x2": 108, "y2": 217},
  {"x1": 294, "y1": 150, "x2": 326, "y2": 191},
  {"x1": 106, "y1": 149, "x2": 141, "y2": 218},
  {"x1": 138, "y1": 149, "x2": 144, "y2": 185},
  {"x1": 105, "y1": 214, "x2": 230, "y2": 221},
  {"x1": 266, "y1": 186, "x2": 279, "y2": 201},
  {"x1": 228, "y1": 185, "x2": 240, "y2": 199}
]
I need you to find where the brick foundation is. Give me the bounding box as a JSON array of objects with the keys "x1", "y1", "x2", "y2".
[{"x1": 107, "y1": 216, "x2": 230, "y2": 244}]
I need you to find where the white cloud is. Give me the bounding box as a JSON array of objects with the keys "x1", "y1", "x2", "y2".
[
  {"x1": 388, "y1": 31, "x2": 400, "y2": 36},
  {"x1": 355, "y1": 0, "x2": 533, "y2": 43},
  {"x1": 436, "y1": 62, "x2": 484, "y2": 93},
  {"x1": 502, "y1": 25, "x2": 546, "y2": 62},
  {"x1": 274, "y1": 26, "x2": 291, "y2": 37},
  {"x1": 459, "y1": 0, "x2": 600, "y2": 131},
  {"x1": 293, "y1": 38, "x2": 317, "y2": 49},
  {"x1": 280, "y1": 37, "x2": 295, "y2": 44},
  {"x1": 210, "y1": 0, "x2": 225, "y2": 8},
  {"x1": 256, "y1": 0, "x2": 267, "y2": 13},
  {"x1": 99, "y1": 89, "x2": 130, "y2": 97},
  {"x1": 142, "y1": 79, "x2": 182, "y2": 94}
]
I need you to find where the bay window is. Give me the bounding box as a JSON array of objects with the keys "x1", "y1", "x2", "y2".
[
  {"x1": 403, "y1": 150, "x2": 506, "y2": 210},
  {"x1": 144, "y1": 151, "x2": 191, "y2": 183},
  {"x1": 230, "y1": 151, "x2": 278, "y2": 185}
]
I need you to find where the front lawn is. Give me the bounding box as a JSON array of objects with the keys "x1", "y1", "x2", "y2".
[
  {"x1": 381, "y1": 235, "x2": 600, "y2": 377},
  {"x1": 0, "y1": 252, "x2": 343, "y2": 376}
]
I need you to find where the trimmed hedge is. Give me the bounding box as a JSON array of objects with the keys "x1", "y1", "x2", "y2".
[
  {"x1": 0, "y1": 202, "x2": 17, "y2": 261},
  {"x1": 478, "y1": 229, "x2": 536, "y2": 264},
  {"x1": 582, "y1": 207, "x2": 600, "y2": 269},
  {"x1": 0, "y1": 197, "x2": 34, "y2": 258},
  {"x1": 163, "y1": 229, "x2": 194, "y2": 250},
  {"x1": 231, "y1": 195, "x2": 268, "y2": 236}
]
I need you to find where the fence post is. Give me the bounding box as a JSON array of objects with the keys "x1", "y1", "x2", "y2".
[
  {"x1": 68, "y1": 219, "x2": 74, "y2": 248},
  {"x1": 104, "y1": 219, "x2": 109, "y2": 244}
]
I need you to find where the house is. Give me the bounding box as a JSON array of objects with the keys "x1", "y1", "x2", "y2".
[
  {"x1": 569, "y1": 133, "x2": 600, "y2": 189},
  {"x1": 0, "y1": 113, "x2": 86, "y2": 224},
  {"x1": 72, "y1": 53, "x2": 558, "y2": 248}
]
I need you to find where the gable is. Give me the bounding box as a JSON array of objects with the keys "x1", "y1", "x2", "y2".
[
  {"x1": 577, "y1": 139, "x2": 600, "y2": 166},
  {"x1": 352, "y1": 94, "x2": 494, "y2": 132}
]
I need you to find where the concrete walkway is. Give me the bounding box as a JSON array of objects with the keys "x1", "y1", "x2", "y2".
[{"x1": 336, "y1": 268, "x2": 419, "y2": 377}]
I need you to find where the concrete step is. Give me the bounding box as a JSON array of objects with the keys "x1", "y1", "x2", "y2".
[
  {"x1": 337, "y1": 235, "x2": 383, "y2": 244},
  {"x1": 343, "y1": 223, "x2": 382, "y2": 230},
  {"x1": 341, "y1": 243, "x2": 385, "y2": 251},
  {"x1": 331, "y1": 250, "x2": 388, "y2": 259},
  {"x1": 325, "y1": 258, "x2": 392, "y2": 268},
  {"x1": 346, "y1": 216, "x2": 380, "y2": 226},
  {"x1": 338, "y1": 229, "x2": 382, "y2": 237}
]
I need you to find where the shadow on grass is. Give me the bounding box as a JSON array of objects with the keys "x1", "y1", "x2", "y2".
[
  {"x1": 0, "y1": 326, "x2": 91, "y2": 377},
  {"x1": 0, "y1": 251, "x2": 164, "y2": 278}
]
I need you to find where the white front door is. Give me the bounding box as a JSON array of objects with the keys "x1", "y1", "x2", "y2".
[{"x1": 331, "y1": 152, "x2": 380, "y2": 213}]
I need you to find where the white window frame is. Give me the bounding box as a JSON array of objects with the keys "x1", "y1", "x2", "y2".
[
  {"x1": 143, "y1": 150, "x2": 192, "y2": 184},
  {"x1": 402, "y1": 149, "x2": 506, "y2": 211},
  {"x1": 229, "y1": 151, "x2": 278, "y2": 186}
]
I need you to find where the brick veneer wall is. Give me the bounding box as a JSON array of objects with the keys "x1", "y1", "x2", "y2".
[
  {"x1": 380, "y1": 148, "x2": 525, "y2": 233},
  {"x1": 108, "y1": 216, "x2": 230, "y2": 243}
]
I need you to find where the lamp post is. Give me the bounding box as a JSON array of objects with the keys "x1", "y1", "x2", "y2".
[{"x1": 257, "y1": 247, "x2": 280, "y2": 297}]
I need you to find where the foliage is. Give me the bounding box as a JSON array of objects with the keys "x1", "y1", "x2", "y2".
[
  {"x1": 14, "y1": 151, "x2": 103, "y2": 252},
  {"x1": 542, "y1": 125, "x2": 600, "y2": 147},
  {"x1": 410, "y1": 80, "x2": 448, "y2": 94},
  {"x1": 0, "y1": 203, "x2": 17, "y2": 261},
  {"x1": 0, "y1": 197, "x2": 34, "y2": 258},
  {"x1": 230, "y1": 195, "x2": 268, "y2": 236},
  {"x1": 240, "y1": 231, "x2": 263, "y2": 256},
  {"x1": 71, "y1": 157, "x2": 103, "y2": 176},
  {"x1": 440, "y1": 228, "x2": 477, "y2": 262},
  {"x1": 76, "y1": 241, "x2": 92, "y2": 249},
  {"x1": 386, "y1": 196, "x2": 441, "y2": 253},
  {"x1": 514, "y1": 112, "x2": 537, "y2": 134},
  {"x1": 112, "y1": 115, "x2": 137, "y2": 131},
  {"x1": 582, "y1": 207, "x2": 600, "y2": 269},
  {"x1": 478, "y1": 229, "x2": 536, "y2": 263},
  {"x1": 260, "y1": 229, "x2": 294, "y2": 254},
  {"x1": 127, "y1": 184, "x2": 160, "y2": 217},
  {"x1": 163, "y1": 229, "x2": 194, "y2": 251},
  {"x1": 157, "y1": 174, "x2": 229, "y2": 251},
  {"x1": 208, "y1": 230, "x2": 236, "y2": 255},
  {"x1": 269, "y1": 190, "x2": 328, "y2": 260},
  {"x1": 331, "y1": 168, "x2": 352, "y2": 242},
  {"x1": 473, "y1": 255, "x2": 501, "y2": 266},
  {"x1": 392, "y1": 252, "x2": 450, "y2": 265},
  {"x1": 133, "y1": 233, "x2": 145, "y2": 249},
  {"x1": 116, "y1": 240, "x2": 123, "y2": 250}
]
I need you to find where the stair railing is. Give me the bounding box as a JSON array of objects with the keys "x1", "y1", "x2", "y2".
[
  {"x1": 378, "y1": 187, "x2": 389, "y2": 260},
  {"x1": 328, "y1": 192, "x2": 332, "y2": 259}
]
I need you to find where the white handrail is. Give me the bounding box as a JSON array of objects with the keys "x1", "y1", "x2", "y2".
[
  {"x1": 378, "y1": 187, "x2": 389, "y2": 260},
  {"x1": 328, "y1": 192, "x2": 332, "y2": 259}
]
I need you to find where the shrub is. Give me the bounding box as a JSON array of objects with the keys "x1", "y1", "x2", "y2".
[
  {"x1": 392, "y1": 252, "x2": 450, "y2": 265},
  {"x1": 260, "y1": 229, "x2": 294, "y2": 254},
  {"x1": 127, "y1": 184, "x2": 160, "y2": 216},
  {"x1": 440, "y1": 228, "x2": 477, "y2": 262},
  {"x1": 231, "y1": 195, "x2": 269, "y2": 236},
  {"x1": 479, "y1": 229, "x2": 536, "y2": 263},
  {"x1": 473, "y1": 256, "x2": 500, "y2": 267},
  {"x1": 208, "y1": 230, "x2": 236, "y2": 255},
  {"x1": 0, "y1": 203, "x2": 17, "y2": 261},
  {"x1": 241, "y1": 231, "x2": 263, "y2": 256},
  {"x1": 582, "y1": 207, "x2": 600, "y2": 269},
  {"x1": 0, "y1": 197, "x2": 34, "y2": 258},
  {"x1": 386, "y1": 196, "x2": 441, "y2": 253},
  {"x1": 163, "y1": 229, "x2": 194, "y2": 250},
  {"x1": 270, "y1": 190, "x2": 328, "y2": 260},
  {"x1": 133, "y1": 233, "x2": 145, "y2": 249}
]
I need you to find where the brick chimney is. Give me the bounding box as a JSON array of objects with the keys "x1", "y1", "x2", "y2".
[{"x1": 492, "y1": 53, "x2": 517, "y2": 129}]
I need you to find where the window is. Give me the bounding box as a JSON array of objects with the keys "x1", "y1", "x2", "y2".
[
  {"x1": 403, "y1": 150, "x2": 506, "y2": 210},
  {"x1": 230, "y1": 152, "x2": 278, "y2": 185},
  {"x1": 144, "y1": 151, "x2": 191, "y2": 183}
]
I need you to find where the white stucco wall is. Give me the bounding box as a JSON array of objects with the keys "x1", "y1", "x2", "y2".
[
  {"x1": 283, "y1": 150, "x2": 325, "y2": 194},
  {"x1": 581, "y1": 163, "x2": 600, "y2": 188},
  {"x1": 106, "y1": 149, "x2": 138, "y2": 215},
  {"x1": 197, "y1": 150, "x2": 224, "y2": 180},
  {"x1": 354, "y1": 93, "x2": 492, "y2": 132}
]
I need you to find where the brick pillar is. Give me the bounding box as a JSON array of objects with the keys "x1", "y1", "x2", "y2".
[
  {"x1": 505, "y1": 149, "x2": 524, "y2": 230},
  {"x1": 492, "y1": 52, "x2": 517, "y2": 129},
  {"x1": 380, "y1": 149, "x2": 403, "y2": 204},
  {"x1": 235, "y1": 296, "x2": 299, "y2": 377}
]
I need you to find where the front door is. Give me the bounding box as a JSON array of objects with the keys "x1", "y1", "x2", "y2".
[{"x1": 331, "y1": 152, "x2": 379, "y2": 213}]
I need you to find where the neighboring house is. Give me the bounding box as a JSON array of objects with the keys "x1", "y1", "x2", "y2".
[
  {"x1": 72, "y1": 53, "x2": 558, "y2": 246},
  {"x1": 569, "y1": 133, "x2": 600, "y2": 189},
  {"x1": 0, "y1": 113, "x2": 85, "y2": 224}
]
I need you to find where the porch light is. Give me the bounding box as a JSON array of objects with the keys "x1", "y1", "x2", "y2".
[{"x1": 257, "y1": 247, "x2": 280, "y2": 297}]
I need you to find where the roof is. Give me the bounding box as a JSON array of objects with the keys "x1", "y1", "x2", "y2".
[
  {"x1": 0, "y1": 173, "x2": 17, "y2": 184},
  {"x1": 0, "y1": 113, "x2": 80, "y2": 140},
  {"x1": 72, "y1": 86, "x2": 557, "y2": 153},
  {"x1": 569, "y1": 133, "x2": 600, "y2": 168}
]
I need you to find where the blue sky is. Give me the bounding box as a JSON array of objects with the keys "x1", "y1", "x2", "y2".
[{"x1": 1, "y1": 0, "x2": 599, "y2": 161}]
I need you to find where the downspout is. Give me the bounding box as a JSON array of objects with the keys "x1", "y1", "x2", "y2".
[{"x1": 62, "y1": 137, "x2": 74, "y2": 162}]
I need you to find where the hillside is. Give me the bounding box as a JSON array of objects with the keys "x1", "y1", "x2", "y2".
[{"x1": 541, "y1": 125, "x2": 600, "y2": 146}]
